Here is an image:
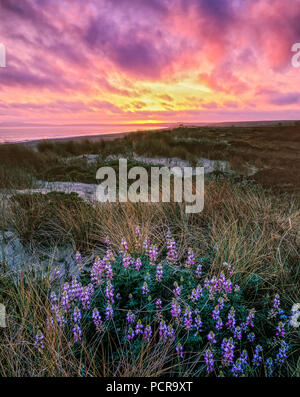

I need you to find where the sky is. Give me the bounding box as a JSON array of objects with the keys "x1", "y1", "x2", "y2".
[{"x1": 1, "y1": 0, "x2": 300, "y2": 128}]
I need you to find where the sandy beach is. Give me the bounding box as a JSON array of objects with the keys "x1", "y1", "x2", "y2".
[
  {"x1": 1, "y1": 119, "x2": 297, "y2": 148},
  {"x1": 22, "y1": 131, "x2": 131, "y2": 148},
  {"x1": 0, "y1": 125, "x2": 172, "y2": 147}
]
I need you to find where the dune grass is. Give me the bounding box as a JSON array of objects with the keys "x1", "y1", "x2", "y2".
[
  {"x1": 2, "y1": 176, "x2": 299, "y2": 291},
  {"x1": 0, "y1": 125, "x2": 299, "y2": 376},
  {"x1": 0, "y1": 174, "x2": 299, "y2": 376},
  {"x1": 1, "y1": 124, "x2": 300, "y2": 191}
]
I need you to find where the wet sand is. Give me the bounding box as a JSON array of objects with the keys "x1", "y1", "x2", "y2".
[{"x1": 18, "y1": 127, "x2": 171, "y2": 148}]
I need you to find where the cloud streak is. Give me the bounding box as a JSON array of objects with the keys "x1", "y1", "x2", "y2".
[{"x1": 0, "y1": 0, "x2": 299, "y2": 125}]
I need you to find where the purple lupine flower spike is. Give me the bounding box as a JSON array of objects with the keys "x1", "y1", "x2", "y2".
[
  {"x1": 148, "y1": 244, "x2": 158, "y2": 265},
  {"x1": 126, "y1": 310, "x2": 136, "y2": 324},
  {"x1": 166, "y1": 234, "x2": 178, "y2": 263},
  {"x1": 185, "y1": 248, "x2": 195, "y2": 268},
  {"x1": 92, "y1": 308, "x2": 103, "y2": 331},
  {"x1": 72, "y1": 324, "x2": 82, "y2": 342},
  {"x1": 143, "y1": 325, "x2": 152, "y2": 342},
  {"x1": 135, "y1": 320, "x2": 144, "y2": 335},
  {"x1": 142, "y1": 281, "x2": 150, "y2": 295},
  {"x1": 155, "y1": 263, "x2": 163, "y2": 282},
  {"x1": 176, "y1": 343, "x2": 184, "y2": 359},
  {"x1": 207, "y1": 330, "x2": 217, "y2": 344},
  {"x1": 126, "y1": 327, "x2": 135, "y2": 340},
  {"x1": 276, "y1": 322, "x2": 285, "y2": 338},
  {"x1": 73, "y1": 306, "x2": 81, "y2": 323},
  {"x1": 34, "y1": 330, "x2": 44, "y2": 353},
  {"x1": 184, "y1": 306, "x2": 193, "y2": 330},
  {"x1": 135, "y1": 258, "x2": 142, "y2": 271},
  {"x1": 252, "y1": 345, "x2": 263, "y2": 366},
  {"x1": 105, "y1": 302, "x2": 114, "y2": 320},
  {"x1": 204, "y1": 349, "x2": 214, "y2": 373}
]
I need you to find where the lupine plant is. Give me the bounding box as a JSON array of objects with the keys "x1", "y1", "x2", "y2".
[{"x1": 35, "y1": 234, "x2": 296, "y2": 377}]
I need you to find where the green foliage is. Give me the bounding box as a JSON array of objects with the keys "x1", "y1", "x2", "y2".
[
  {"x1": 0, "y1": 165, "x2": 39, "y2": 189},
  {"x1": 41, "y1": 164, "x2": 97, "y2": 184},
  {"x1": 71, "y1": 250, "x2": 295, "y2": 377}
]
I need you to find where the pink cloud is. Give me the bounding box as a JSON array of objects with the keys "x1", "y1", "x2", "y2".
[{"x1": 0, "y1": 0, "x2": 299, "y2": 124}]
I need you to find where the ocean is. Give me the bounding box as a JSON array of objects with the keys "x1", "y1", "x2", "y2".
[{"x1": 0, "y1": 123, "x2": 173, "y2": 144}]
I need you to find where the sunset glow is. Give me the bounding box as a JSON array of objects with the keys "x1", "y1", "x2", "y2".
[{"x1": 1, "y1": 0, "x2": 300, "y2": 128}]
